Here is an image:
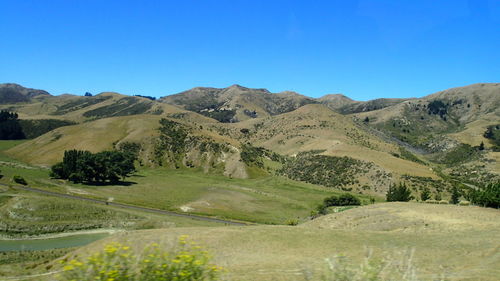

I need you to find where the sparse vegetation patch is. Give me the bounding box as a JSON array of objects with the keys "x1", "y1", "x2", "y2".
[{"x1": 279, "y1": 152, "x2": 371, "y2": 188}]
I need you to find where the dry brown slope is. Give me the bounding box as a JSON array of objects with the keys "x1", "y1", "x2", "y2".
[
  {"x1": 7, "y1": 114, "x2": 163, "y2": 165},
  {"x1": 56, "y1": 203, "x2": 500, "y2": 281},
  {"x1": 303, "y1": 202, "x2": 500, "y2": 233},
  {"x1": 236, "y1": 104, "x2": 435, "y2": 183}
]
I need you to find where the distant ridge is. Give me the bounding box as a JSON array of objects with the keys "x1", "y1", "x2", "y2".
[{"x1": 0, "y1": 83, "x2": 51, "y2": 104}]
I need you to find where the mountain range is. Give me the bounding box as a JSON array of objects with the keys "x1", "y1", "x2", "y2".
[{"x1": 1, "y1": 82, "x2": 499, "y2": 197}]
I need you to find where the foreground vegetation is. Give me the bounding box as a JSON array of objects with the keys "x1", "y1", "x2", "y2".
[
  {"x1": 0, "y1": 247, "x2": 74, "y2": 277},
  {"x1": 59, "y1": 237, "x2": 222, "y2": 281}
]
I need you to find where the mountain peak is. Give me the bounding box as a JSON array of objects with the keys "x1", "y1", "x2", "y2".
[
  {"x1": 318, "y1": 93, "x2": 353, "y2": 101},
  {"x1": 228, "y1": 84, "x2": 247, "y2": 90}
]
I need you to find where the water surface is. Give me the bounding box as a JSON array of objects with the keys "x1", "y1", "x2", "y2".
[{"x1": 0, "y1": 233, "x2": 109, "y2": 252}]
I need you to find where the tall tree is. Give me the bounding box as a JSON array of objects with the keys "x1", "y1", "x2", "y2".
[
  {"x1": 386, "y1": 182, "x2": 413, "y2": 202},
  {"x1": 450, "y1": 186, "x2": 460, "y2": 204}
]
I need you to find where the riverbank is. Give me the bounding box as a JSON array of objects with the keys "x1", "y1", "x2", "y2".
[{"x1": 0, "y1": 228, "x2": 121, "y2": 241}]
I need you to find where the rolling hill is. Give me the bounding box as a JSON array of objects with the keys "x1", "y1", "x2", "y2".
[
  {"x1": 1, "y1": 82, "x2": 499, "y2": 197},
  {"x1": 1, "y1": 82, "x2": 499, "y2": 280}
]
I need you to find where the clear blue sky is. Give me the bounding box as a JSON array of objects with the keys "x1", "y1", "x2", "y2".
[{"x1": 1, "y1": 0, "x2": 499, "y2": 100}]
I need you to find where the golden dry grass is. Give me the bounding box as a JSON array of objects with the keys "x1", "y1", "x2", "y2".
[
  {"x1": 57, "y1": 202, "x2": 500, "y2": 281},
  {"x1": 6, "y1": 115, "x2": 163, "y2": 165}
]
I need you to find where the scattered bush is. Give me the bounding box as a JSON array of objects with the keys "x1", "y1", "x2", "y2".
[
  {"x1": 280, "y1": 153, "x2": 370, "y2": 188},
  {"x1": 285, "y1": 218, "x2": 299, "y2": 226},
  {"x1": 58, "y1": 236, "x2": 223, "y2": 281},
  {"x1": 13, "y1": 175, "x2": 27, "y2": 185}
]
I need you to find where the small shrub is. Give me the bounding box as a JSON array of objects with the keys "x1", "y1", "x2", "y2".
[
  {"x1": 285, "y1": 218, "x2": 299, "y2": 226},
  {"x1": 458, "y1": 200, "x2": 470, "y2": 206},
  {"x1": 13, "y1": 175, "x2": 27, "y2": 185},
  {"x1": 420, "y1": 187, "x2": 431, "y2": 201},
  {"x1": 58, "y1": 236, "x2": 223, "y2": 281},
  {"x1": 316, "y1": 204, "x2": 328, "y2": 215},
  {"x1": 434, "y1": 193, "x2": 442, "y2": 201},
  {"x1": 438, "y1": 200, "x2": 449, "y2": 205}
]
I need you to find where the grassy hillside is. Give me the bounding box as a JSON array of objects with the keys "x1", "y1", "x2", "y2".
[
  {"x1": 1, "y1": 140, "x2": 370, "y2": 225},
  {"x1": 48, "y1": 203, "x2": 500, "y2": 281},
  {"x1": 226, "y1": 104, "x2": 438, "y2": 195},
  {"x1": 0, "y1": 91, "x2": 169, "y2": 122},
  {"x1": 355, "y1": 83, "x2": 500, "y2": 184},
  {"x1": 2, "y1": 83, "x2": 499, "y2": 197}
]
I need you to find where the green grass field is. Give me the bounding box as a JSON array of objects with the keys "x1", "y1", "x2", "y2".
[{"x1": 0, "y1": 140, "x2": 376, "y2": 225}]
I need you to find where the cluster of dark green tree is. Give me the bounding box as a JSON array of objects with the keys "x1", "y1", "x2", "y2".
[
  {"x1": 427, "y1": 100, "x2": 448, "y2": 118},
  {"x1": 0, "y1": 110, "x2": 25, "y2": 139},
  {"x1": 317, "y1": 193, "x2": 361, "y2": 215},
  {"x1": 386, "y1": 182, "x2": 413, "y2": 202},
  {"x1": 51, "y1": 150, "x2": 136, "y2": 183},
  {"x1": 466, "y1": 182, "x2": 500, "y2": 208}
]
